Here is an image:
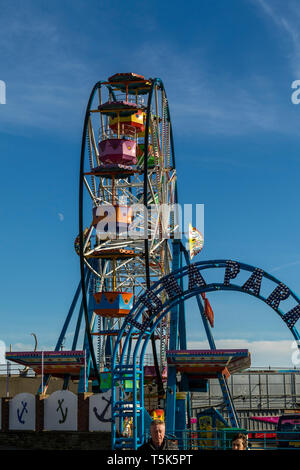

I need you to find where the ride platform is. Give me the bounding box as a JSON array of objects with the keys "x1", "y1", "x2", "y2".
[
  {"x1": 98, "y1": 138, "x2": 138, "y2": 166},
  {"x1": 84, "y1": 248, "x2": 138, "y2": 259},
  {"x1": 93, "y1": 291, "x2": 134, "y2": 317},
  {"x1": 5, "y1": 350, "x2": 86, "y2": 378},
  {"x1": 98, "y1": 100, "x2": 143, "y2": 117},
  {"x1": 107, "y1": 73, "x2": 152, "y2": 95},
  {"x1": 85, "y1": 166, "x2": 143, "y2": 178},
  {"x1": 166, "y1": 349, "x2": 251, "y2": 379}
]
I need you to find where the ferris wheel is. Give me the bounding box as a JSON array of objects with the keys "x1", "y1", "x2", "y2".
[{"x1": 78, "y1": 73, "x2": 178, "y2": 390}]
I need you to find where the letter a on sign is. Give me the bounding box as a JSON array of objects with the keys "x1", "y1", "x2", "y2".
[
  {"x1": 162, "y1": 274, "x2": 183, "y2": 299},
  {"x1": 140, "y1": 290, "x2": 163, "y2": 315},
  {"x1": 242, "y1": 268, "x2": 264, "y2": 296},
  {"x1": 188, "y1": 264, "x2": 206, "y2": 290}
]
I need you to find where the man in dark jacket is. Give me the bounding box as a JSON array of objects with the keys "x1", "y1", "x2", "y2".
[{"x1": 139, "y1": 419, "x2": 178, "y2": 451}]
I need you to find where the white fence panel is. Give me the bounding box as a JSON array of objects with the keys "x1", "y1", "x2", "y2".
[
  {"x1": 44, "y1": 390, "x2": 77, "y2": 430},
  {"x1": 89, "y1": 389, "x2": 120, "y2": 431},
  {"x1": 9, "y1": 393, "x2": 35, "y2": 430}
]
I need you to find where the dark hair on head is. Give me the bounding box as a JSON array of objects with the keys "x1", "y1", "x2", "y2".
[
  {"x1": 231, "y1": 433, "x2": 247, "y2": 448},
  {"x1": 151, "y1": 419, "x2": 165, "y2": 427}
]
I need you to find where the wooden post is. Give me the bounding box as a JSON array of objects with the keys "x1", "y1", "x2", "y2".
[
  {"x1": 78, "y1": 393, "x2": 92, "y2": 431},
  {"x1": 2, "y1": 398, "x2": 11, "y2": 431},
  {"x1": 35, "y1": 395, "x2": 46, "y2": 431}
]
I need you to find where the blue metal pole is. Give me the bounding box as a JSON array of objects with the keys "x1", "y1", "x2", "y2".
[
  {"x1": 72, "y1": 270, "x2": 91, "y2": 350},
  {"x1": 166, "y1": 239, "x2": 181, "y2": 435},
  {"x1": 55, "y1": 272, "x2": 87, "y2": 351},
  {"x1": 78, "y1": 293, "x2": 96, "y2": 393},
  {"x1": 179, "y1": 245, "x2": 187, "y2": 351}
]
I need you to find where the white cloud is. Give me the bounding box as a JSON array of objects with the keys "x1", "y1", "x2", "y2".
[
  {"x1": 11, "y1": 343, "x2": 37, "y2": 351},
  {"x1": 0, "y1": 2, "x2": 296, "y2": 139},
  {"x1": 0, "y1": 7, "x2": 91, "y2": 135},
  {"x1": 0, "y1": 341, "x2": 6, "y2": 363},
  {"x1": 269, "y1": 259, "x2": 300, "y2": 273},
  {"x1": 133, "y1": 41, "x2": 286, "y2": 137},
  {"x1": 255, "y1": 0, "x2": 300, "y2": 76},
  {"x1": 0, "y1": 3, "x2": 281, "y2": 137},
  {"x1": 58, "y1": 213, "x2": 64, "y2": 222},
  {"x1": 188, "y1": 338, "x2": 298, "y2": 368}
]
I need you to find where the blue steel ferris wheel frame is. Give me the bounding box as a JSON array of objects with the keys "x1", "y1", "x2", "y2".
[{"x1": 78, "y1": 77, "x2": 177, "y2": 393}]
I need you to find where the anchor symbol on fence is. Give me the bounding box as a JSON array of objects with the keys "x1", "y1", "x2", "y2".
[
  {"x1": 56, "y1": 399, "x2": 68, "y2": 424},
  {"x1": 17, "y1": 401, "x2": 28, "y2": 424},
  {"x1": 93, "y1": 396, "x2": 112, "y2": 423}
]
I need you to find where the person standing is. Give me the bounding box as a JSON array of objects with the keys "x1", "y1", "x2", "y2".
[
  {"x1": 139, "y1": 419, "x2": 178, "y2": 451},
  {"x1": 231, "y1": 433, "x2": 247, "y2": 450}
]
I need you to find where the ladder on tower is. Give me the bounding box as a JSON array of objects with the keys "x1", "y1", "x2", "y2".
[{"x1": 112, "y1": 364, "x2": 144, "y2": 450}]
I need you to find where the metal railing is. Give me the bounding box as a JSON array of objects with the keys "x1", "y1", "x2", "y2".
[
  {"x1": 109, "y1": 93, "x2": 146, "y2": 106},
  {"x1": 1, "y1": 354, "x2": 158, "y2": 377},
  {"x1": 249, "y1": 431, "x2": 300, "y2": 450},
  {"x1": 142, "y1": 429, "x2": 300, "y2": 450},
  {"x1": 0, "y1": 362, "x2": 36, "y2": 377}
]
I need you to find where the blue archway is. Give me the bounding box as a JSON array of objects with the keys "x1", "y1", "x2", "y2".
[{"x1": 111, "y1": 259, "x2": 300, "y2": 449}]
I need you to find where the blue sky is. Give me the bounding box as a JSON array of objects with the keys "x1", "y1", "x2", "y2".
[{"x1": 1, "y1": 0, "x2": 300, "y2": 366}]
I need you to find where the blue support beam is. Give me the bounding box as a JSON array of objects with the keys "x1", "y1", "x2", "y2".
[
  {"x1": 175, "y1": 393, "x2": 187, "y2": 449},
  {"x1": 165, "y1": 366, "x2": 177, "y2": 435},
  {"x1": 78, "y1": 294, "x2": 96, "y2": 393},
  {"x1": 168, "y1": 240, "x2": 182, "y2": 351},
  {"x1": 55, "y1": 270, "x2": 89, "y2": 351},
  {"x1": 179, "y1": 245, "x2": 187, "y2": 351},
  {"x1": 38, "y1": 270, "x2": 90, "y2": 395},
  {"x1": 166, "y1": 239, "x2": 181, "y2": 435}
]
